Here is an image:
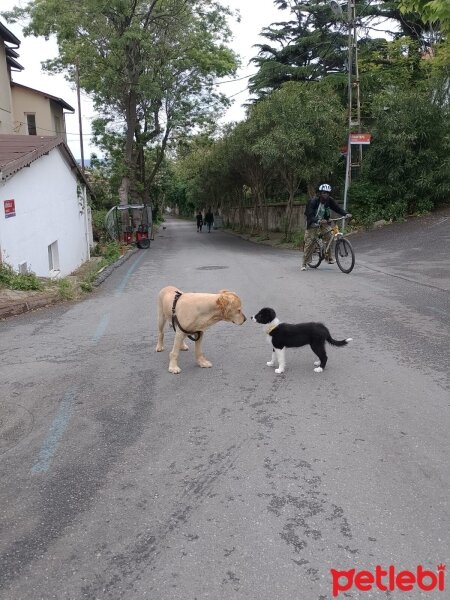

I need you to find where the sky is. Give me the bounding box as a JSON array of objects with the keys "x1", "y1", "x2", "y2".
[{"x1": 1, "y1": 0, "x2": 282, "y2": 159}]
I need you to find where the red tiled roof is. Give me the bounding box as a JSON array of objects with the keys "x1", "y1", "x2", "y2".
[
  {"x1": 0, "y1": 135, "x2": 61, "y2": 177},
  {"x1": 0, "y1": 134, "x2": 92, "y2": 194}
]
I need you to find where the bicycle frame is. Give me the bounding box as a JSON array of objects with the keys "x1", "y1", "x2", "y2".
[
  {"x1": 306, "y1": 216, "x2": 355, "y2": 273},
  {"x1": 317, "y1": 218, "x2": 345, "y2": 257}
]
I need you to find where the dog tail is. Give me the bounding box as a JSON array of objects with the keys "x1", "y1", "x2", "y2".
[{"x1": 327, "y1": 333, "x2": 353, "y2": 347}]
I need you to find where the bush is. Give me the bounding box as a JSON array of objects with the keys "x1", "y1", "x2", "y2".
[
  {"x1": 0, "y1": 262, "x2": 43, "y2": 291},
  {"x1": 348, "y1": 179, "x2": 408, "y2": 226},
  {"x1": 348, "y1": 180, "x2": 385, "y2": 226},
  {"x1": 57, "y1": 279, "x2": 75, "y2": 300},
  {"x1": 290, "y1": 230, "x2": 305, "y2": 248},
  {"x1": 103, "y1": 241, "x2": 121, "y2": 262},
  {"x1": 361, "y1": 88, "x2": 450, "y2": 216},
  {"x1": 91, "y1": 209, "x2": 108, "y2": 242}
]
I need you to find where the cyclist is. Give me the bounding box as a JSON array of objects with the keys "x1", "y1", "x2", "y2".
[{"x1": 301, "y1": 184, "x2": 352, "y2": 270}]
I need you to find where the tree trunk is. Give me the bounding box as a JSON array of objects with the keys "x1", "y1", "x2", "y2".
[
  {"x1": 119, "y1": 84, "x2": 138, "y2": 205},
  {"x1": 147, "y1": 126, "x2": 171, "y2": 189},
  {"x1": 118, "y1": 177, "x2": 130, "y2": 206},
  {"x1": 261, "y1": 194, "x2": 269, "y2": 236},
  {"x1": 284, "y1": 190, "x2": 295, "y2": 239},
  {"x1": 238, "y1": 190, "x2": 245, "y2": 232},
  {"x1": 307, "y1": 182, "x2": 316, "y2": 197}
]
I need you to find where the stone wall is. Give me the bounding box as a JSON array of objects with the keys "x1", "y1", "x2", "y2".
[{"x1": 222, "y1": 203, "x2": 307, "y2": 232}]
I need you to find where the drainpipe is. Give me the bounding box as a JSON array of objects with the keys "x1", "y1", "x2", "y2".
[{"x1": 82, "y1": 184, "x2": 91, "y2": 261}]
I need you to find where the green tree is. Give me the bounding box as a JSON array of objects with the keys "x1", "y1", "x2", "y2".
[
  {"x1": 175, "y1": 122, "x2": 276, "y2": 233},
  {"x1": 247, "y1": 81, "x2": 345, "y2": 236},
  {"x1": 357, "y1": 37, "x2": 428, "y2": 124},
  {"x1": 249, "y1": 0, "x2": 435, "y2": 99},
  {"x1": 350, "y1": 87, "x2": 450, "y2": 220},
  {"x1": 398, "y1": 0, "x2": 450, "y2": 33},
  {"x1": 3, "y1": 0, "x2": 237, "y2": 204},
  {"x1": 175, "y1": 134, "x2": 219, "y2": 214},
  {"x1": 249, "y1": 0, "x2": 347, "y2": 98},
  {"x1": 226, "y1": 121, "x2": 275, "y2": 234}
]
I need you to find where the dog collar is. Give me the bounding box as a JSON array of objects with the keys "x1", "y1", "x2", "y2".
[{"x1": 266, "y1": 323, "x2": 278, "y2": 334}]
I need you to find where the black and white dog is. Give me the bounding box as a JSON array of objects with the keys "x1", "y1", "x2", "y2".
[{"x1": 251, "y1": 307, "x2": 352, "y2": 374}]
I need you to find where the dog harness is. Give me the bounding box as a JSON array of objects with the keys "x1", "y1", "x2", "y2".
[{"x1": 171, "y1": 291, "x2": 202, "y2": 342}]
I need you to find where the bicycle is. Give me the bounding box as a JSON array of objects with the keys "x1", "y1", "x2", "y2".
[{"x1": 307, "y1": 217, "x2": 355, "y2": 274}]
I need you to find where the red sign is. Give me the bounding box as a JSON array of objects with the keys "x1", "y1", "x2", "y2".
[
  {"x1": 350, "y1": 133, "x2": 371, "y2": 145},
  {"x1": 4, "y1": 199, "x2": 16, "y2": 218}
]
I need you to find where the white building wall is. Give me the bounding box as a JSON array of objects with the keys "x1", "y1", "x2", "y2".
[{"x1": 0, "y1": 148, "x2": 90, "y2": 277}]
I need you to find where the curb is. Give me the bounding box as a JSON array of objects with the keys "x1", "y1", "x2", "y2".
[
  {"x1": 93, "y1": 246, "x2": 140, "y2": 287},
  {"x1": 0, "y1": 291, "x2": 61, "y2": 320}
]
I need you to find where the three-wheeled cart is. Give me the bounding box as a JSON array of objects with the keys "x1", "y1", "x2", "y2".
[{"x1": 104, "y1": 204, "x2": 153, "y2": 249}]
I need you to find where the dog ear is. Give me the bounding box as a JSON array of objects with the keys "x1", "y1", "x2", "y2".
[
  {"x1": 218, "y1": 289, "x2": 230, "y2": 294},
  {"x1": 216, "y1": 291, "x2": 238, "y2": 317},
  {"x1": 216, "y1": 293, "x2": 230, "y2": 316}
]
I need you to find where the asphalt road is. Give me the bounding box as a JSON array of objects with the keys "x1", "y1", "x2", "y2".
[{"x1": 0, "y1": 212, "x2": 449, "y2": 600}]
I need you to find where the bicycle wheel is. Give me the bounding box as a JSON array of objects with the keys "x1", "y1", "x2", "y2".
[
  {"x1": 307, "y1": 241, "x2": 323, "y2": 269},
  {"x1": 335, "y1": 238, "x2": 355, "y2": 273}
]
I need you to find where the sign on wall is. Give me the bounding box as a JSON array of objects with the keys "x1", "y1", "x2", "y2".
[{"x1": 4, "y1": 199, "x2": 16, "y2": 218}]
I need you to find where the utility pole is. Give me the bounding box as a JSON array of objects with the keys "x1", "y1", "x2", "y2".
[
  {"x1": 342, "y1": 0, "x2": 362, "y2": 215},
  {"x1": 75, "y1": 58, "x2": 85, "y2": 175}
]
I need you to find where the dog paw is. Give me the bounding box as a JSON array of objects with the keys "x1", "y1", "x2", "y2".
[
  {"x1": 198, "y1": 359, "x2": 212, "y2": 368},
  {"x1": 156, "y1": 346, "x2": 164, "y2": 352},
  {"x1": 169, "y1": 366, "x2": 181, "y2": 374},
  {"x1": 314, "y1": 366, "x2": 323, "y2": 373},
  {"x1": 266, "y1": 361, "x2": 275, "y2": 367},
  {"x1": 181, "y1": 345, "x2": 189, "y2": 351},
  {"x1": 275, "y1": 368, "x2": 285, "y2": 374},
  {"x1": 314, "y1": 360, "x2": 321, "y2": 366}
]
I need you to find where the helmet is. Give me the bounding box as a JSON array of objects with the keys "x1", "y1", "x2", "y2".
[{"x1": 319, "y1": 183, "x2": 332, "y2": 192}]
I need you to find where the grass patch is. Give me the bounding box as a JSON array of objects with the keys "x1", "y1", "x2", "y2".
[
  {"x1": 0, "y1": 262, "x2": 43, "y2": 291},
  {"x1": 289, "y1": 230, "x2": 305, "y2": 248},
  {"x1": 92, "y1": 241, "x2": 122, "y2": 263},
  {"x1": 76, "y1": 240, "x2": 126, "y2": 293},
  {"x1": 80, "y1": 280, "x2": 94, "y2": 293},
  {"x1": 57, "y1": 278, "x2": 76, "y2": 300}
]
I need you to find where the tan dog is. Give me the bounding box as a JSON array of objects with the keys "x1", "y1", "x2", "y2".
[{"x1": 156, "y1": 285, "x2": 246, "y2": 374}]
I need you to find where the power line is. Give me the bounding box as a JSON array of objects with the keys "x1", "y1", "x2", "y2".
[
  {"x1": 228, "y1": 87, "x2": 250, "y2": 99},
  {"x1": 215, "y1": 72, "x2": 257, "y2": 84},
  {"x1": 8, "y1": 119, "x2": 95, "y2": 137}
]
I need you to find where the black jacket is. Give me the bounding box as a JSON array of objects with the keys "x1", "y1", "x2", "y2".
[{"x1": 304, "y1": 195, "x2": 348, "y2": 229}]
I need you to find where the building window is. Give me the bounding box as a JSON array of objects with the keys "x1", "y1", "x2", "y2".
[
  {"x1": 48, "y1": 241, "x2": 60, "y2": 272},
  {"x1": 26, "y1": 113, "x2": 37, "y2": 135}
]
